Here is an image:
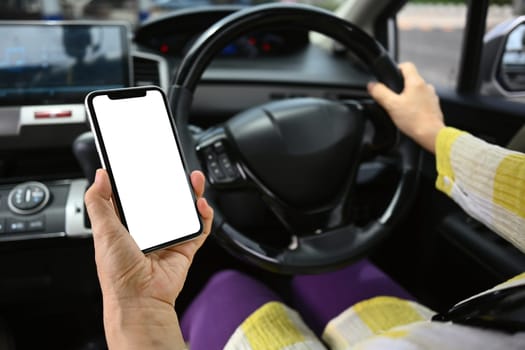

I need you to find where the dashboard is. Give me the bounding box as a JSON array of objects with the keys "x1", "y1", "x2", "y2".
[
  {"x1": 0, "y1": 7, "x2": 373, "y2": 245},
  {"x1": 135, "y1": 7, "x2": 309, "y2": 58}
]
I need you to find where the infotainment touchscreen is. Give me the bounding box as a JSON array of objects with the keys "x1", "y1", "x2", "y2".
[{"x1": 0, "y1": 22, "x2": 131, "y2": 106}]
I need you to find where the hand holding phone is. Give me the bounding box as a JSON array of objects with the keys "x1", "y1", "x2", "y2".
[
  {"x1": 85, "y1": 86, "x2": 202, "y2": 252},
  {"x1": 85, "y1": 168, "x2": 213, "y2": 350}
]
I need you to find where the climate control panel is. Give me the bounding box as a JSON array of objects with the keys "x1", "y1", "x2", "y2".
[{"x1": 8, "y1": 182, "x2": 50, "y2": 215}]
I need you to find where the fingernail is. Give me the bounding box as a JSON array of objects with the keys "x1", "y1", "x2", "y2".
[
  {"x1": 94, "y1": 169, "x2": 103, "y2": 184},
  {"x1": 367, "y1": 82, "x2": 376, "y2": 90}
]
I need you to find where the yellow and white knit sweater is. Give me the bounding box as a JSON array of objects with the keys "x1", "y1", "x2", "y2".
[{"x1": 224, "y1": 127, "x2": 525, "y2": 350}]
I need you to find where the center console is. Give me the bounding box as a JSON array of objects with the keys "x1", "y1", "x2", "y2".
[
  {"x1": 0, "y1": 179, "x2": 90, "y2": 241},
  {"x1": 0, "y1": 21, "x2": 133, "y2": 243}
]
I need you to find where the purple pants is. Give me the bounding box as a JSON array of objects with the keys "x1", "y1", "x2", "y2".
[{"x1": 181, "y1": 260, "x2": 413, "y2": 350}]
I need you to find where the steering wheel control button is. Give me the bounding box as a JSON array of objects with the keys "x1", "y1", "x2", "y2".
[
  {"x1": 204, "y1": 149, "x2": 216, "y2": 162},
  {"x1": 199, "y1": 143, "x2": 241, "y2": 185},
  {"x1": 8, "y1": 182, "x2": 51, "y2": 215},
  {"x1": 0, "y1": 218, "x2": 5, "y2": 233},
  {"x1": 213, "y1": 140, "x2": 226, "y2": 153},
  {"x1": 209, "y1": 161, "x2": 226, "y2": 180},
  {"x1": 218, "y1": 154, "x2": 238, "y2": 178}
]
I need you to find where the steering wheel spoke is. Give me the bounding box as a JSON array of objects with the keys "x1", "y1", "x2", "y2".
[
  {"x1": 359, "y1": 99, "x2": 400, "y2": 156},
  {"x1": 259, "y1": 182, "x2": 355, "y2": 237}
]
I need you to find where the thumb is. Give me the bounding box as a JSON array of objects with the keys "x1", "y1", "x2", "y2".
[
  {"x1": 85, "y1": 169, "x2": 127, "y2": 243},
  {"x1": 367, "y1": 81, "x2": 398, "y2": 109},
  {"x1": 86, "y1": 168, "x2": 113, "y2": 204}
]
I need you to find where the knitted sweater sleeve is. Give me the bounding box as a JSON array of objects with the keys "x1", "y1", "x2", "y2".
[{"x1": 435, "y1": 127, "x2": 525, "y2": 252}]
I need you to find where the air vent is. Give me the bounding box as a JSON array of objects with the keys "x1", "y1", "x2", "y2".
[
  {"x1": 132, "y1": 52, "x2": 169, "y2": 91},
  {"x1": 133, "y1": 55, "x2": 160, "y2": 87}
]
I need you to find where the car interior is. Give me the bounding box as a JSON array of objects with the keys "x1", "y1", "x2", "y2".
[{"x1": 0, "y1": 0, "x2": 524, "y2": 348}]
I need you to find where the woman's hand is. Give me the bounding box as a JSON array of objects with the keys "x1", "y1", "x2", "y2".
[
  {"x1": 367, "y1": 62, "x2": 445, "y2": 153},
  {"x1": 85, "y1": 169, "x2": 213, "y2": 350}
]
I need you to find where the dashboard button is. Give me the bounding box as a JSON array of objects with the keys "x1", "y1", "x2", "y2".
[
  {"x1": 34, "y1": 110, "x2": 72, "y2": 119},
  {"x1": 0, "y1": 218, "x2": 5, "y2": 233},
  {"x1": 7, "y1": 219, "x2": 27, "y2": 233},
  {"x1": 8, "y1": 182, "x2": 51, "y2": 215},
  {"x1": 27, "y1": 218, "x2": 45, "y2": 232}
]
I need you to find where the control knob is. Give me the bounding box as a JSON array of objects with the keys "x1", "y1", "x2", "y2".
[{"x1": 8, "y1": 182, "x2": 50, "y2": 215}]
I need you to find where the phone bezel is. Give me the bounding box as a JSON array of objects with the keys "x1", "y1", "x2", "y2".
[{"x1": 85, "y1": 85, "x2": 203, "y2": 253}]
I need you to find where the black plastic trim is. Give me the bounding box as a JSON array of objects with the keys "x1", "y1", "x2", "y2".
[
  {"x1": 457, "y1": 0, "x2": 489, "y2": 94},
  {"x1": 172, "y1": 3, "x2": 402, "y2": 95},
  {"x1": 439, "y1": 212, "x2": 525, "y2": 279}
]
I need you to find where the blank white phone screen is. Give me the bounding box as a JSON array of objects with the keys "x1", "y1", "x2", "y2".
[{"x1": 91, "y1": 89, "x2": 201, "y2": 251}]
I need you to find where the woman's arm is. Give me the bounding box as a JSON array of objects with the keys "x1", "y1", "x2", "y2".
[
  {"x1": 369, "y1": 62, "x2": 525, "y2": 252},
  {"x1": 434, "y1": 127, "x2": 525, "y2": 252}
]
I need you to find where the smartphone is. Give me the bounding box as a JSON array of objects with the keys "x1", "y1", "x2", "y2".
[{"x1": 85, "y1": 86, "x2": 202, "y2": 253}]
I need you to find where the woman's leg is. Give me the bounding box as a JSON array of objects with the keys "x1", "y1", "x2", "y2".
[
  {"x1": 290, "y1": 259, "x2": 414, "y2": 335},
  {"x1": 181, "y1": 270, "x2": 282, "y2": 350}
]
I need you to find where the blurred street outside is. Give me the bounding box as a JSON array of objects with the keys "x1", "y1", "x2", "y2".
[
  {"x1": 398, "y1": 3, "x2": 515, "y2": 88},
  {"x1": 398, "y1": 3, "x2": 513, "y2": 31}
]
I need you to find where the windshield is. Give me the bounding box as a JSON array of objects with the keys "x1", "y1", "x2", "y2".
[{"x1": 0, "y1": 0, "x2": 346, "y2": 24}]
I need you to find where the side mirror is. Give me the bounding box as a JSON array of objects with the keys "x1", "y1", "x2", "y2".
[{"x1": 481, "y1": 17, "x2": 525, "y2": 98}]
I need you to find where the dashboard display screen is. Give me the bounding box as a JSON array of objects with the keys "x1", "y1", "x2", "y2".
[{"x1": 0, "y1": 22, "x2": 131, "y2": 106}]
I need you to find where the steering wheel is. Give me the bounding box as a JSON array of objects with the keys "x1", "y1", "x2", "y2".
[{"x1": 169, "y1": 3, "x2": 420, "y2": 274}]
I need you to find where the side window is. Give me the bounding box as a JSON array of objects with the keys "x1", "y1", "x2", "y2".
[
  {"x1": 397, "y1": 0, "x2": 467, "y2": 89},
  {"x1": 398, "y1": 0, "x2": 522, "y2": 103}
]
